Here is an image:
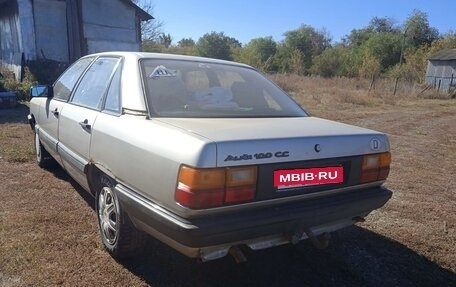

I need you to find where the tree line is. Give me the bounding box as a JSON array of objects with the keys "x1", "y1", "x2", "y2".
[{"x1": 142, "y1": 10, "x2": 456, "y2": 83}]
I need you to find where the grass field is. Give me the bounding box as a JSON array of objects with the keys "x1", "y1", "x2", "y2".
[{"x1": 0, "y1": 77, "x2": 455, "y2": 287}]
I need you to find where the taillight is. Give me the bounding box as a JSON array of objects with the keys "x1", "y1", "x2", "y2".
[
  {"x1": 175, "y1": 165, "x2": 257, "y2": 209},
  {"x1": 360, "y1": 152, "x2": 391, "y2": 183},
  {"x1": 225, "y1": 167, "x2": 257, "y2": 203}
]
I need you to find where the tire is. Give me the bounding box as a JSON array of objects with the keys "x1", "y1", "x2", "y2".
[
  {"x1": 34, "y1": 132, "x2": 54, "y2": 168},
  {"x1": 96, "y1": 176, "x2": 146, "y2": 259}
]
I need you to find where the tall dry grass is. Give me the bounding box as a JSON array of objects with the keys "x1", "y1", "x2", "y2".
[{"x1": 269, "y1": 74, "x2": 453, "y2": 119}]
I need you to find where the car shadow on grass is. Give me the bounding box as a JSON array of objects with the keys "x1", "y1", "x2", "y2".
[
  {"x1": 121, "y1": 226, "x2": 456, "y2": 287},
  {"x1": 0, "y1": 104, "x2": 30, "y2": 124},
  {"x1": 48, "y1": 165, "x2": 96, "y2": 209}
]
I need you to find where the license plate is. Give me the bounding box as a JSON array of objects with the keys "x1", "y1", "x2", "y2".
[{"x1": 274, "y1": 166, "x2": 343, "y2": 190}]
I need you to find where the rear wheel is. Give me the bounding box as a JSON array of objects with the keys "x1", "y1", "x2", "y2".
[
  {"x1": 96, "y1": 176, "x2": 146, "y2": 259},
  {"x1": 34, "y1": 132, "x2": 54, "y2": 168}
]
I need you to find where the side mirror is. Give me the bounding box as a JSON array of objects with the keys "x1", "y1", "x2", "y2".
[{"x1": 30, "y1": 85, "x2": 53, "y2": 98}]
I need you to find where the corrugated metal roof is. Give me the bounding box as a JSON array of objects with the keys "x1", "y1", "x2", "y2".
[
  {"x1": 428, "y1": 49, "x2": 456, "y2": 61},
  {"x1": 121, "y1": 0, "x2": 154, "y2": 21}
]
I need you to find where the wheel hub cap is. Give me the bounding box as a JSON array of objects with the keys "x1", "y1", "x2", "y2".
[{"x1": 98, "y1": 187, "x2": 118, "y2": 245}]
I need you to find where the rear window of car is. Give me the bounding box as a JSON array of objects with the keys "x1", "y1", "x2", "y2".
[{"x1": 140, "y1": 59, "x2": 307, "y2": 118}]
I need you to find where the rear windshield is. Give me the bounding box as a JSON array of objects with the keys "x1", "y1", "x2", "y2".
[{"x1": 140, "y1": 59, "x2": 307, "y2": 118}]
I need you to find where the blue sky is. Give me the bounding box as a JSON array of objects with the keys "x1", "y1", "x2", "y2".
[{"x1": 148, "y1": 0, "x2": 455, "y2": 45}]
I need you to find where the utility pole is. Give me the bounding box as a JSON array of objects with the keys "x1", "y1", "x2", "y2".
[{"x1": 393, "y1": 27, "x2": 408, "y2": 96}]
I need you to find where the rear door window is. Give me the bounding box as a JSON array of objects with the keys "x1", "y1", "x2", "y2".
[
  {"x1": 70, "y1": 57, "x2": 120, "y2": 109},
  {"x1": 102, "y1": 62, "x2": 122, "y2": 114}
]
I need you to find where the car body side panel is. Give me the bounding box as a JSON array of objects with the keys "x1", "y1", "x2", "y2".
[
  {"x1": 90, "y1": 113, "x2": 217, "y2": 211},
  {"x1": 32, "y1": 98, "x2": 66, "y2": 160},
  {"x1": 58, "y1": 104, "x2": 99, "y2": 190}
]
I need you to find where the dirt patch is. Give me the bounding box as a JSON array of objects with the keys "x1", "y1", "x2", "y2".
[{"x1": 0, "y1": 90, "x2": 455, "y2": 286}]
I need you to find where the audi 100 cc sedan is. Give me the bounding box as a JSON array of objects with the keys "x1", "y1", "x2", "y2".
[{"x1": 28, "y1": 52, "x2": 392, "y2": 262}]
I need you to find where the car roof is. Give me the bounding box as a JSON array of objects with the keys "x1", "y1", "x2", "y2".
[{"x1": 82, "y1": 51, "x2": 253, "y2": 69}]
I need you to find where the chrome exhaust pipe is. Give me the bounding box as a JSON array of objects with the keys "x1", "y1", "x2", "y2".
[{"x1": 229, "y1": 246, "x2": 247, "y2": 263}]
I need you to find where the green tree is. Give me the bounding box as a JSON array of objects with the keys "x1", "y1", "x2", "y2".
[
  {"x1": 343, "y1": 28, "x2": 373, "y2": 47},
  {"x1": 404, "y1": 10, "x2": 439, "y2": 48},
  {"x1": 158, "y1": 33, "x2": 172, "y2": 48},
  {"x1": 427, "y1": 31, "x2": 456, "y2": 54},
  {"x1": 310, "y1": 45, "x2": 355, "y2": 77},
  {"x1": 359, "y1": 51, "x2": 381, "y2": 80},
  {"x1": 359, "y1": 32, "x2": 402, "y2": 72},
  {"x1": 142, "y1": 39, "x2": 165, "y2": 53},
  {"x1": 391, "y1": 32, "x2": 456, "y2": 83},
  {"x1": 272, "y1": 43, "x2": 292, "y2": 73},
  {"x1": 289, "y1": 49, "x2": 305, "y2": 75},
  {"x1": 236, "y1": 37, "x2": 277, "y2": 71},
  {"x1": 368, "y1": 17, "x2": 399, "y2": 33},
  {"x1": 283, "y1": 25, "x2": 331, "y2": 72},
  {"x1": 196, "y1": 32, "x2": 241, "y2": 60},
  {"x1": 177, "y1": 38, "x2": 195, "y2": 47},
  {"x1": 343, "y1": 17, "x2": 399, "y2": 47}
]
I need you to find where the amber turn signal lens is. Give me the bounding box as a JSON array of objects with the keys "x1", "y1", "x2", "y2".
[{"x1": 178, "y1": 166, "x2": 225, "y2": 189}]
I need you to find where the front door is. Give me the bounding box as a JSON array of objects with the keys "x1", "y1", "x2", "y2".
[
  {"x1": 37, "y1": 57, "x2": 94, "y2": 164},
  {"x1": 37, "y1": 98, "x2": 66, "y2": 162}
]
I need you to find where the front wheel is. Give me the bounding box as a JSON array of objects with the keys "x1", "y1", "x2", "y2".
[
  {"x1": 34, "y1": 132, "x2": 54, "y2": 168},
  {"x1": 96, "y1": 178, "x2": 146, "y2": 259}
]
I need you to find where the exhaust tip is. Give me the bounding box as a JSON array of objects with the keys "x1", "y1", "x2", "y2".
[{"x1": 229, "y1": 246, "x2": 247, "y2": 263}]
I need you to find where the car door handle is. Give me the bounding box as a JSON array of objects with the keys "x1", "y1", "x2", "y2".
[
  {"x1": 52, "y1": 108, "x2": 59, "y2": 117},
  {"x1": 79, "y1": 119, "x2": 91, "y2": 131}
]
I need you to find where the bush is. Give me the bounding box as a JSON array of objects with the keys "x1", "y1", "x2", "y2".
[
  {"x1": 0, "y1": 59, "x2": 67, "y2": 101},
  {"x1": 0, "y1": 68, "x2": 38, "y2": 102}
]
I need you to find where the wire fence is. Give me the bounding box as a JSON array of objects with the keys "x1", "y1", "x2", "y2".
[{"x1": 425, "y1": 75, "x2": 455, "y2": 92}]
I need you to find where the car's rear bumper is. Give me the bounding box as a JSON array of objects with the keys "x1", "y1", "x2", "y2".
[{"x1": 116, "y1": 184, "x2": 392, "y2": 260}]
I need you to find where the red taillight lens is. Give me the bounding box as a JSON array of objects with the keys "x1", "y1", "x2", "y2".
[
  {"x1": 360, "y1": 152, "x2": 391, "y2": 183},
  {"x1": 175, "y1": 166, "x2": 257, "y2": 209},
  {"x1": 225, "y1": 185, "x2": 256, "y2": 203},
  {"x1": 175, "y1": 183, "x2": 225, "y2": 209}
]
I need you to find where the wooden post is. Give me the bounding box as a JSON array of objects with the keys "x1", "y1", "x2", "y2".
[
  {"x1": 369, "y1": 74, "x2": 375, "y2": 92},
  {"x1": 393, "y1": 27, "x2": 408, "y2": 96},
  {"x1": 449, "y1": 74, "x2": 454, "y2": 92},
  {"x1": 438, "y1": 80, "x2": 441, "y2": 92},
  {"x1": 393, "y1": 77, "x2": 399, "y2": 95}
]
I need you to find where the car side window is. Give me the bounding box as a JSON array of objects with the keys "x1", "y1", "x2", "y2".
[
  {"x1": 103, "y1": 62, "x2": 122, "y2": 114},
  {"x1": 53, "y1": 57, "x2": 93, "y2": 101},
  {"x1": 71, "y1": 57, "x2": 120, "y2": 109}
]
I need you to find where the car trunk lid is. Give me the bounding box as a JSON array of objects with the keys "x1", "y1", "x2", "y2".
[{"x1": 157, "y1": 117, "x2": 389, "y2": 167}]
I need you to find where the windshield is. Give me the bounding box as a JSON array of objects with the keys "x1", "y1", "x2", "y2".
[{"x1": 140, "y1": 59, "x2": 308, "y2": 118}]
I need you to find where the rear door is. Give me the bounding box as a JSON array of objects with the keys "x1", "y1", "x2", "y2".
[
  {"x1": 58, "y1": 57, "x2": 121, "y2": 189},
  {"x1": 37, "y1": 57, "x2": 94, "y2": 162}
]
